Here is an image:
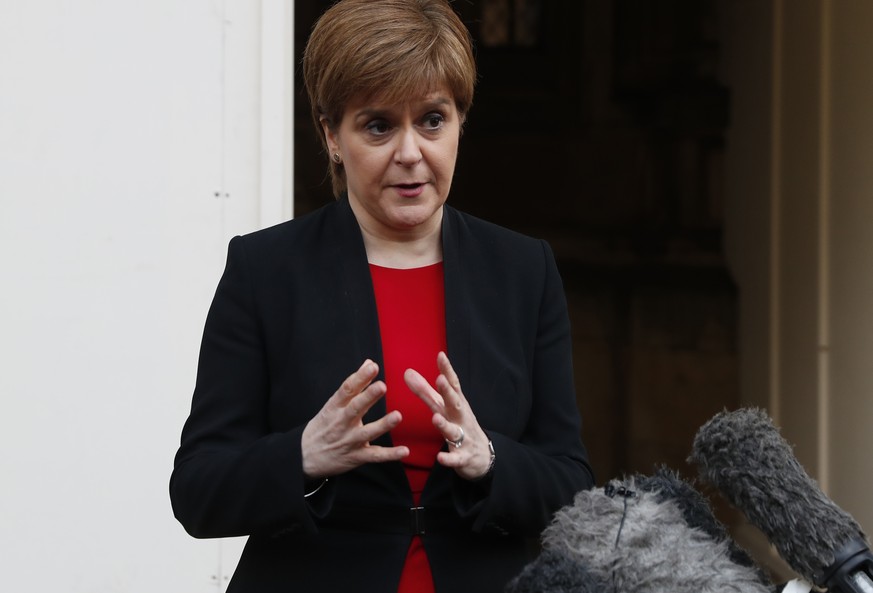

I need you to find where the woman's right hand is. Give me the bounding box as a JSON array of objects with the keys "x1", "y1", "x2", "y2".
[{"x1": 301, "y1": 359, "x2": 409, "y2": 479}]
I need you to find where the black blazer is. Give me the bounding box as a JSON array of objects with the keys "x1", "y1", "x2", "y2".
[{"x1": 170, "y1": 197, "x2": 594, "y2": 592}]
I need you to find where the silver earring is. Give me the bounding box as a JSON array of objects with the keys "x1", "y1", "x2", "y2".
[{"x1": 332, "y1": 153, "x2": 341, "y2": 164}]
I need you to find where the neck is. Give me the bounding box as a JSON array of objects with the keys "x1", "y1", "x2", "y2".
[{"x1": 354, "y1": 211, "x2": 444, "y2": 269}]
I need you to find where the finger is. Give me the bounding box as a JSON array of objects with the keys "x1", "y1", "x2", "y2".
[
  {"x1": 432, "y1": 413, "x2": 463, "y2": 445},
  {"x1": 345, "y1": 380, "x2": 387, "y2": 421},
  {"x1": 353, "y1": 444, "x2": 410, "y2": 465},
  {"x1": 437, "y1": 351, "x2": 462, "y2": 393},
  {"x1": 334, "y1": 359, "x2": 379, "y2": 406},
  {"x1": 435, "y1": 450, "x2": 465, "y2": 468},
  {"x1": 435, "y1": 352, "x2": 468, "y2": 413},
  {"x1": 356, "y1": 409, "x2": 403, "y2": 443},
  {"x1": 403, "y1": 368, "x2": 445, "y2": 412},
  {"x1": 435, "y1": 373, "x2": 465, "y2": 417}
]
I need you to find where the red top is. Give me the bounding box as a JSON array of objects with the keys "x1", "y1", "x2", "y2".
[{"x1": 369, "y1": 262, "x2": 446, "y2": 593}]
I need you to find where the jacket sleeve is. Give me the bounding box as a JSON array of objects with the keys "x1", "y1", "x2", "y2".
[
  {"x1": 169, "y1": 236, "x2": 331, "y2": 539},
  {"x1": 453, "y1": 240, "x2": 595, "y2": 536}
]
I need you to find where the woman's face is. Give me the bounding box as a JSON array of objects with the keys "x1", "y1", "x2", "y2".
[{"x1": 323, "y1": 88, "x2": 461, "y2": 239}]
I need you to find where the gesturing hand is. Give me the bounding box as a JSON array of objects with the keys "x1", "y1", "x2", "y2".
[
  {"x1": 404, "y1": 352, "x2": 493, "y2": 481},
  {"x1": 301, "y1": 359, "x2": 409, "y2": 479}
]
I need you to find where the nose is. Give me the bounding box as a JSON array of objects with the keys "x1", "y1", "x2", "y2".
[{"x1": 394, "y1": 127, "x2": 422, "y2": 166}]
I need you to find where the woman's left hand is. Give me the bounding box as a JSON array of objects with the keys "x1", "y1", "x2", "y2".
[{"x1": 404, "y1": 351, "x2": 492, "y2": 481}]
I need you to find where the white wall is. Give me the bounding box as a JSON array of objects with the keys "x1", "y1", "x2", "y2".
[{"x1": 0, "y1": 1, "x2": 293, "y2": 590}]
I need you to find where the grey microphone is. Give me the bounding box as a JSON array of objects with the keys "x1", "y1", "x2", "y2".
[
  {"x1": 533, "y1": 475, "x2": 771, "y2": 593},
  {"x1": 689, "y1": 407, "x2": 873, "y2": 593},
  {"x1": 504, "y1": 547, "x2": 607, "y2": 593}
]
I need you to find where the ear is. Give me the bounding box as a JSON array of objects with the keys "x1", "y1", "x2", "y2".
[{"x1": 320, "y1": 116, "x2": 339, "y2": 154}]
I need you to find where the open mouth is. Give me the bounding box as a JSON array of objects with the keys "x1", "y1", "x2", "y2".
[{"x1": 392, "y1": 182, "x2": 426, "y2": 197}]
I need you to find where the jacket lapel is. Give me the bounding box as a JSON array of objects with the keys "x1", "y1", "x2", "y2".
[
  {"x1": 441, "y1": 206, "x2": 472, "y2": 392},
  {"x1": 331, "y1": 197, "x2": 388, "y2": 427}
]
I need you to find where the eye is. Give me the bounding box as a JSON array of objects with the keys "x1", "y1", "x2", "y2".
[
  {"x1": 365, "y1": 119, "x2": 391, "y2": 136},
  {"x1": 422, "y1": 112, "x2": 445, "y2": 130}
]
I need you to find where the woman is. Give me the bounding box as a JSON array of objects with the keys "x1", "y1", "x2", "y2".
[{"x1": 170, "y1": 1, "x2": 595, "y2": 591}]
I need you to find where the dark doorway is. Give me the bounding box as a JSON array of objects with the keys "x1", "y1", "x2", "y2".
[{"x1": 294, "y1": 0, "x2": 735, "y2": 484}]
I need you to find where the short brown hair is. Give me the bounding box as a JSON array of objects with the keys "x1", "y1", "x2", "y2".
[{"x1": 303, "y1": 0, "x2": 477, "y2": 197}]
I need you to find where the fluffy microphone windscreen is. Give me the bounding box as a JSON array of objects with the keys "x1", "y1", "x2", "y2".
[
  {"x1": 689, "y1": 407, "x2": 866, "y2": 583},
  {"x1": 540, "y1": 478, "x2": 771, "y2": 593},
  {"x1": 504, "y1": 548, "x2": 607, "y2": 593},
  {"x1": 635, "y1": 466, "x2": 763, "y2": 575}
]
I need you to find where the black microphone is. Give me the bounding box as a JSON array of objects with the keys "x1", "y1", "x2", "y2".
[{"x1": 690, "y1": 407, "x2": 873, "y2": 593}]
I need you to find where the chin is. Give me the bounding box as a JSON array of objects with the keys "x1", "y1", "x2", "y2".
[
  {"x1": 388, "y1": 214, "x2": 435, "y2": 230},
  {"x1": 388, "y1": 203, "x2": 443, "y2": 228}
]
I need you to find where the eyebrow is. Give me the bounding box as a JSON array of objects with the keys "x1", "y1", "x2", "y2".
[
  {"x1": 352, "y1": 96, "x2": 453, "y2": 121},
  {"x1": 421, "y1": 96, "x2": 453, "y2": 109}
]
